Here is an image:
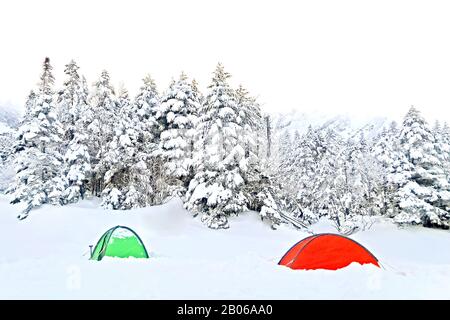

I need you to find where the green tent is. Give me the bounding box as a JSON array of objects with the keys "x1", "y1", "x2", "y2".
[{"x1": 90, "y1": 226, "x2": 149, "y2": 261}]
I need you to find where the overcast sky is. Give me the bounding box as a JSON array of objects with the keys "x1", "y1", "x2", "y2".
[{"x1": 1, "y1": 0, "x2": 450, "y2": 123}]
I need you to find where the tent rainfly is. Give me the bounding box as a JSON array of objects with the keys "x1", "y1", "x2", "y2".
[
  {"x1": 279, "y1": 233, "x2": 379, "y2": 270},
  {"x1": 90, "y1": 226, "x2": 149, "y2": 261}
]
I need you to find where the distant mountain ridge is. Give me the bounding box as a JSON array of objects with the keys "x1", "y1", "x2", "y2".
[
  {"x1": 0, "y1": 105, "x2": 19, "y2": 134},
  {"x1": 271, "y1": 110, "x2": 391, "y2": 141},
  {"x1": 0, "y1": 103, "x2": 392, "y2": 142}
]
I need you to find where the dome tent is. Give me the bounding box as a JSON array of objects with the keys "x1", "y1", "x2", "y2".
[
  {"x1": 279, "y1": 233, "x2": 379, "y2": 270},
  {"x1": 90, "y1": 226, "x2": 149, "y2": 261}
]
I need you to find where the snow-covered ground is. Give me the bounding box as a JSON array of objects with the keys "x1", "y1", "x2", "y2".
[{"x1": 0, "y1": 195, "x2": 449, "y2": 299}]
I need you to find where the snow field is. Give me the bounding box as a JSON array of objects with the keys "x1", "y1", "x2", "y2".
[{"x1": 0, "y1": 196, "x2": 449, "y2": 299}]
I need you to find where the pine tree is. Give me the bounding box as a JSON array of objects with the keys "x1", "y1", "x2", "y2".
[
  {"x1": 133, "y1": 75, "x2": 160, "y2": 124},
  {"x1": 393, "y1": 106, "x2": 450, "y2": 228},
  {"x1": 117, "y1": 84, "x2": 130, "y2": 110},
  {"x1": 57, "y1": 60, "x2": 91, "y2": 204},
  {"x1": 23, "y1": 90, "x2": 36, "y2": 122},
  {"x1": 293, "y1": 130, "x2": 301, "y2": 143},
  {"x1": 305, "y1": 129, "x2": 343, "y2": 220},
  {"x1": 9, "y1": 57, "x2": 64, "y2": 218},
  {"x1": 87, "y1": 70, "x2": 119, "y2": 196},
  {"x1": 442, "y1": 122, "x2": 450, "y2": 146},
  {"x1": 100, "y1": 84, "x2": 151, "y2": 209},
  {"x1": 185, "y1": 64, "x2": 247, "y2": 228},
  {"x1": 236, "y1": 85, "x2": 261, "y2": 160},
  {"x1": 278, "y1": 129, "x2": 292, "y2": 163},
  {"x1": 158, "y1": 72, "x2": 200, "y2": 196},
  {"x1": 100, "y1": 88, "x2": 137, "y2": 209},
  {"x1": 191, "y1": 79, "x2": 204, "y2": 106},
  {"x1": 130, "y1": 75, "x2": 162, "y2": 204},
  {"x1": 440, "y1": 122, "x2": 450, "y2": 176},
  {"x1": 57, "y1": 60, "x2": 80, "y2": 142},
  {"x1": 235, "y1": 85, "x2": 286, "y2": 227},
  {"x1": 433, "y1": 120, "x2": 450, "y2": 172},
  {"x1": 333, "y1": 134, "x2": 383, "y2": 231},
  {"x1": 0, "y1": 109, "x2": 16, "y2": 191},
  {"x1": 63, "y1": 132, "x2": 91, "y2": 203},
  {"x1": 291, "y1": 126, "x2": 326, "y2": 207},
  {"x1": 373, "y1": 123, "x2": 400, "y2": 216},
  {"x1": 189, "y1": 78, "x2": 205, "y2": 177},
  {"x1": 244, "y1": 173, "x2": 283, "y2": 228},
  {"x1": 101, "y1": 78, "x2": 161, "y2": 210},
  {"x1": 0, "y1": 131, "x2": 12, "y2": 164}
]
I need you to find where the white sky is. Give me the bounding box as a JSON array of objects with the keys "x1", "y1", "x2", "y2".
[{"x1": 1, "y1": 0, "x2": 450, "y2": 123}]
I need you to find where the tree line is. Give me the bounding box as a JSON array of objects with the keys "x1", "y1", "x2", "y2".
[{"x1": 3, "y1": 57, "x2": 450, "y2": 231}]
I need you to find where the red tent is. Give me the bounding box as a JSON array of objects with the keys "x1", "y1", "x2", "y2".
[{"x1": 279, "y1": 233, "x2": 379, "y2": 270}]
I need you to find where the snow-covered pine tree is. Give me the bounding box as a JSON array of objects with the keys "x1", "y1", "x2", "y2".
[
  {"x1": 290, "y1": 126, "x2": 325, "y2": 208},
  {"x1": 0, "y1": 130, "x2": 12, "y2": 164},
  {"x1": 305, "y1": 128, "x2": 343, "y2": 219},
  {"x1": 0, "y1": 128, "x2": 15, "y2": 192},
  {"x1": 440, "y1": 122, "x2": 450, "y2": 176},
  {"x1": 189, "y1": 78, "x2": 204, "y2": 174},
  {"x1": 185, "y1": 63, "x2": 248, "y2": 228},
  {"x1": 278, "y1": 129, "x2": 292, "y2": 163},
  {"x1": 23, "y1": 90, "x2": 36, "y2": 122},
  {"x1": 331, "y1": 134, "x2": 383, "y2": 232},
  {"x1": 100, "y1": 85, "x2": 138, "y2": 209},
  {"x1": 288, "y1": 128, "x2": 385, "y2": 233},
  {"x1": 235, "y1": 85, "x2": 285, "y2": 227},
  {"x1": 0, "y1": 105, "x2": 18, "y2": 191},
  {"x1": 87, "y1": 70, "x2": 119, "y2": 196},
  {"x1": 293, "y1": 130, "x2": 301, "y2": 146},
  {"x1": 282, "y1": 126, "x2": 337, "y2": 225},
  {"x1": 7, "y1": 91, "x2": 37, "y2": 159},
  {"x1": 9, "y1": 57, "x2": 65, "y2": 218},
  {"x1": 191, "y1": 79, "x2": 204, "y2": 106},
  {"x1": 433, "y1": 120, "x2": 442, "y2": 135},
  {"x1": 235, "y1": 85, "x2": 261, "y2": 160},
  {"x1": 393, "y1": 106, "x2": 450, "y2": 228},
  {"x1": 131, "y1": 74, "x2": 160, "y2": 145},
  {"x1": 57, "y1": 61, "x2": 80, "y2": 143},
  {"x1": 57, "y1": 60, "x2": 91, "y2": 204},
  {"x1": 373, "y1": 123, "x2": 401, "y2": 216},
  {"x1": 133, "y1": 75, "x2": 160, "y2": 125},
  {"x1": 116, "y1": 83, "x2": 130, "y2": 110},
  {"x1": 433, "y1": 120, "x2": 450, "y2": 175},
  {"x1": 245, "y1": 173, "x2": 284, "y2": 229},
  {"x1": 157, "y1": 72, "x2": 200, "y2": 197},
  {"x1": 63, "y1": 131, "x2": 91, "y2": 204},
  {"x1": 127, "y1": 74, "x2": 162, "y2": 205},
  {"x1": 101, "y1": 77, "x2": 163, "y2": 210},
  {"x1": 441, "y1": 122, "x2": 450, "y2": 146},
  {"x1": 274, "y1": 129, "x2": 295, "y2": 191}
]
